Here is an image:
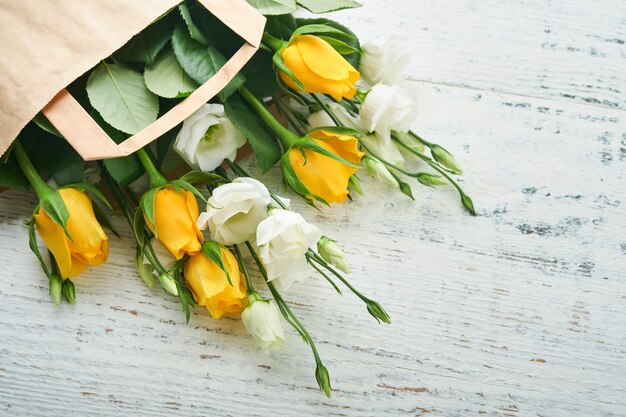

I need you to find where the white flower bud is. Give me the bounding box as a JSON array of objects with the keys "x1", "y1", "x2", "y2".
[
  {"x1": 317, "y1": 236, "x2": 351, "y2": 274},
  {"x1": 242, "y1": 293, "x2": 285, "y2": 349},
  {"x1": 363, "y1": 156, "x2": 398, "y2": 188}
]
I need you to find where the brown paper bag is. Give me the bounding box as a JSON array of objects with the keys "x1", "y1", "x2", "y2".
[{"x1": 0, "y1": 0, "x2": 265, "y2": 160}]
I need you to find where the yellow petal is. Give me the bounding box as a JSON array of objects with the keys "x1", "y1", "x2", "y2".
[{"x1": 34, "y1": 208, "x2": 73, "y2": 277}]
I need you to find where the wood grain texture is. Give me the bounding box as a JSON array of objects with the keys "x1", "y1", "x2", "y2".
[{"x1": 1, "y1": 1, "x2": 626, "y2": 416}]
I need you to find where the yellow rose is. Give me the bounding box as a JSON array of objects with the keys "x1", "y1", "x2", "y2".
[
  {"x1": 184, "y1": 248, "x2": 247, "y2": 319},
  {"x1": 279, "y1": 35, "x2": 359, "y2": 101},
  {"x1": 288, "y1": 129, "x2": 364, "y2": 204},
  {"x1": 146, "y1": 187, "x2": 204, "y2": 260},
  {"x1": 34, "y1": 188, "x2": 108, "y2": 278}
]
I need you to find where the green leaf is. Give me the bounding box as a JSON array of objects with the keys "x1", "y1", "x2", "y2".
[
  {"x1": 114, "y1": 14, "x2": 176, "y2": 65},
  {"x1": 32, "y1": 113, "x2": 62, "y2": 138},
  {"x1": 178, "y1": 3, "x2": 209, "y2": 45},
  {"x1": 28, "y1": 217, "x2": 51, "y2": 278},
  {"x1": 201, "y1": 242, "x2": 232, "y2": 286},
  {"x1": 140, "y1": 187, "x2": 159, "y2": 235},
  {"x1": 245, "y1": 0, "x2": 297, "y2": 15},
  {"x1": 296, "y1": 0, "x2": 361, "y2": 13},
  {"x1": 265, "y1": 14, "x2": 297, "y2": 40},
  {"x1": 296, "y1": 18, "x2": 361, "y2": 67},
  {"x1": 171, "y1": 23, "x2": 245, "y2": 101},
  {"x1": 144, "y1": 47, "x2": 198, "y2": 98},
  {"x1": 291, "y1": 24, "x2": 355, "y2": 40},
  {"x1": 86, "y1": 62, "x2": 159, "y2": 134},
  {"x1": 39, "y1": 190, "x2": 71, "y2": 238},
  {"x1": 242, "y1": 50, "x2": 279, "y2": 98},
  {"x1": 223, "y1": 93, "x2": 281, "y2": 172},
  {"x1": 51, "y1": 161, "x2": 85, "y2": 187},
  {"x1": 0, "y1": 156, "x2": 30, "y2": 190},
  {"x1": 179, "y1": 170, "x2": 225, "y2": 185},
  {"x1": 318, "y1": 36, "x2": 359, "y2": 54},
  {"x1": 272, "y1": 51, "x2": 304, "y2": 91}
]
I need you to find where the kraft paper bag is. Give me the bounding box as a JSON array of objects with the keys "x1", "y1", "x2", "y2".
[{"x1": 0, "y1": 0, "x2": 264, "y2": 160}]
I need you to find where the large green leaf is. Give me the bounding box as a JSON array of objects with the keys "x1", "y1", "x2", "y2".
[
  {"x1": 114, "y1": 14, "x2": 176, "y2": 65},
  {"x1": 144, "y1": 47, "x2": 198, "y2": 98},
  {"x1": 87, "y1": 62, "x2": 159, "y2": 135},
  {"x1": 242, "y1": 50, "x2": 279, "y2": 98},
  {"x1": 0, "y1": 156, "x2": 29, "y2": 190},
  {"x1": 171, "y1": 24, "x2": 244, "y2": 101},
  {"x1": 178, "y1": 3, "x2": 208, "y2": 45},
  {"x1": 296, "y1": 0, "x2": 361, "y2": 13},
  {"x1": 245, "y1": 0, "x2": 297, "y2": 15},
  {"x1": 223, "y1": 93, "x2": 281, "y2": 172},
  {"x1": 265, "y1": 14, "x2": 298, "y2": 40}
]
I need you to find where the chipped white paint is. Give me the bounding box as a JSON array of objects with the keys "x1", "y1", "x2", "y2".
[{"x1": 1, "y1": 1, "x2": 625, "y2": 416}]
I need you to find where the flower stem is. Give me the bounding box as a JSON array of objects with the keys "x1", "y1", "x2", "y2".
[
  {"x1": 312, "y1": 94, "x2": 342, "y2": 126},
  {"x1": 262, "y1": 32, "x2": 286, "y2": 52},
  {"x1": 233, "y1": 244, "x2": 255, "y2": 293},
  {"x1": 12, "y1": 141, "x2": 54, "y2": 199},
  {"x1": 239, "y1": 86, "x2": 299, "y2": 148},
  {"x1": 136, "y1": 148, "x2": 167, "y2": 188}
]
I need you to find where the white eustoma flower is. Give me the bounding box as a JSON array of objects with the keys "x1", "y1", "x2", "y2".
[
  {"x1": 242, "y1": 294, "x2": 285, "y2": 349},
  {"x1": 197, "y1": 177, "x2": 272, "y2": 245},
  {"x1": 360, "y1": 38, "x2": 411, "y2": 86},
  {"x1": 360, "y1": 84, "x2": 416, "y2": 141},
  {"x1": 256, "y1": 209, "x2": 322, "y2": 291},
  {"x1": 173, "y1": 103, "x2": 246, "y2": 172}
]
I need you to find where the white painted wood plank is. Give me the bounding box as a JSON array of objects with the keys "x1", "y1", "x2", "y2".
[
  {"x1": 1, "y1": 81, "x2": 624, "y2": 416},
  {"x1": 327, "y1": 0, "x2": 626, "y2": 110}
]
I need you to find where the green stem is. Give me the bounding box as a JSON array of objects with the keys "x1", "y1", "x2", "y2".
[
  {"x1": 233, "y1": 244, "x2": 255, "y2": 293},
  {"x1": 307, "y1": 250, "x2": 367, "y2": 301},
  {"x1": 244, "y1": 241, "x2": 323, "y2": 366},
  {"x1": 273, "y1": 95, "x2": 306, "y2": 136},
  {"x1": 312, "y1": 94, "x2": 342, "y2": 126},
  {"x1": 13, "y1": 141, "x2": 54, "y2": 199},
  {"x1": 262, "y1": 32, "x2": 286, "y2": 52},
  {"x1": 239, "y1": 86, "x2": 299, "y2": 148},
  {"x1": 136, "y1": 148, "x2": 167, "y2": 188}
]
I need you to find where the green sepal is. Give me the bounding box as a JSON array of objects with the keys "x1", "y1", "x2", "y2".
[
  {"x1": 294, "y1": 136, "x2": 362, "y2": 169},
  {"x1": 201, "y1": 241, "x2": 232, "y2": 286},
  {"x1": 309, "y1": 125, "x2": 364, "y2": 138},
  {"x1": 274, "y1": 71, "x2": 307, "y2": 105},
  {"x1": 291, "y1": 24, "x2": 355, "y2": 41},
  {"x1": 62, "y1": 183, "x2": 113, "y2": 211},
  {"x1": 179, "y1": 170, "x2": 225, "y2": 186},
  {"x1": 132, "y1": 209, "x2": 147, "y2": 244},
  {"x1": 39, "y1": 189, "x2": 71, "y2": 239},
  {"x1": 279, "y1": 152, "x2": 329, "y2": 206},
  {"x1": 27, "y1": 216, "x2": 50, "y2": 278},
  {"x1": 92, "y1": 199, "x2": 120, "y2": 238},
  {"x1": 139, "y1": 187, "x2": 159, "y2": 236},
  {"x1": 317, "y1": 36, "x2": 360, "y2": 55},
  {"x1": 272, "y1": 50, "x2": 305, "y2": 91},
  {"x1": 175, "y1": 277, "x2": 197, "y2": 323},
  {"x1": 169, "y1": 179, "x2": 207, "y2": 203},
  {"x1": 135, "y1": 247, "x2": 155, "y2": 288}
]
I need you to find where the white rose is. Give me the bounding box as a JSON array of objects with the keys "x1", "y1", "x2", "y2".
[
  {"x1": 242, "y1": 295, "x2": 285, "y2": 349},
  {"x1": 256, "y1": 209, "x2": 322, "y2": 291},
  {"x1": 173, "y1": 103, "x2": 246, "y2": 172},
  {"x1": 197, "y1": 177, "x2": 272, "y2": 245},
  {"x1": 360, "y1": 38, "x2": 411, "y2": 86},
  {"x1": 360, "y1": 84, "x2": 416, "y2": 140}
]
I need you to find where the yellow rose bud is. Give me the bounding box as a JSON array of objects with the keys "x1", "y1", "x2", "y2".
[
  {"x1": 146, "y1": 187, "x2": 204, "y2": 260},
  {"x1": 288, "y1": 129, "x2": 364, "y2": 204},
  {"x1": 279, "y1": 35, "x2": 359, "y2": 101},
  {"x1": 34, "y1": 188, "x2": 108, "y2": 278},
  {"x1": 184, "y1": 248, "x2": 247, "y2": 319}
]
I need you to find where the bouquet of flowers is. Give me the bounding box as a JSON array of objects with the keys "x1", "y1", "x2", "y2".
[{"x1": 0, "y1": 0, "x2": 474, "y2": 396}]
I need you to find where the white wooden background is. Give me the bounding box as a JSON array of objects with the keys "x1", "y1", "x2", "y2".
[{"x1": 1, "y1": 1, "x2": 625, "y2": 415}]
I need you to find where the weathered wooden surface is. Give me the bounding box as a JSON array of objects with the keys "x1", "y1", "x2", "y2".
[{"x1": 1, "y1": 1, "x2": 625, "y2": 416}]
